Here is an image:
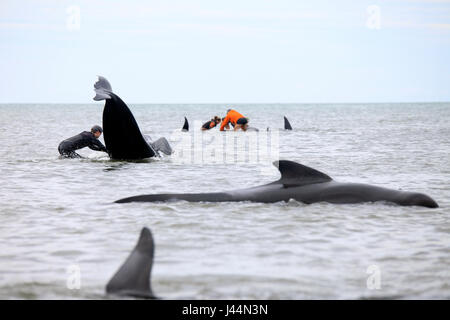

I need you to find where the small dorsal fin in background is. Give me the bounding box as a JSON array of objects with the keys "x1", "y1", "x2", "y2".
[
  {"x1": 284, "y1": 116, "x2": 293, "y2": 130},
  {"x1": 273, "y1": 160, "x2": 332, "y2": 187},
  {"x1": 182, "y1": 117, "x2": 189, "y2": 131},
  {"x1": 106, "y1": 227, "x2": 156, "y2": 299},
  {"x1": 93, "y1": 76, "x2": 113, "y2": 101}
]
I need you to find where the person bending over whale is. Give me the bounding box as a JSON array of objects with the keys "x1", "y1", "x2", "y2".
[
  {"x1": 201, "y1": 116, "x2": 221, "y2": 130},
  {"x1": 220, "y1": 109, "x2": 249, "y2": 131},
  {"x1": 58, "y1": 125, "x2": 108, "y2": 158}
]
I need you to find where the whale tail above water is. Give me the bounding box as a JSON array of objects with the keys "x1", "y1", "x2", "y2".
[
  {"x1": 106, "y1": 227, "x2": 157, "y2": 299},
  {"x1": 93, "y1": 76, "x2": 156, "y2": 160}
]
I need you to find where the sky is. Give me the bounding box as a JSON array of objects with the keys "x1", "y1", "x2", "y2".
[{"x1": 0, "y1": 0, "x2": 449, "y2": 103}]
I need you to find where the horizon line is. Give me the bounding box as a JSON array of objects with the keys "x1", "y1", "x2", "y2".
[{"x1": 1, "y1": 101, "x2": 449, "y2": 105}]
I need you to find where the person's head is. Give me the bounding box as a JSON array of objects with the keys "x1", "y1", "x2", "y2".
[
  {"x1": 91, "y1": 125, "x2": 103, "y2": 138},
  {"x1": 243, "y1": 117, "x2": 250, "y2": 131},
  {"x1": 213, "y1": 116, "x2": 221, "y2": 124}
]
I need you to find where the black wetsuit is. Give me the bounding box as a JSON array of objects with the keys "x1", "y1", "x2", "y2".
[
  {"x1": 58, "y1": 131, "x2": 108, "y2": 158},
  {"x1": 202, "y1": 120, "x2": 216, "y2": 130}
]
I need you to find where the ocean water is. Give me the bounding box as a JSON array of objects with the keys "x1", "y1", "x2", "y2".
[{"x1": 0, "y1": 102, "x2": 449, "y2": 299}]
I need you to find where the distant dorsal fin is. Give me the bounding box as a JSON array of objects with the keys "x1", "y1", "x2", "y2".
[
  {"x1": 106, "y1": 227, "x2": 156, "y2": 299},
  {"x1": 273, "y1": 160, "x2": 332, "y2": 187},
  {"x1": 284, "y1": 116, "x2": 292, "y2": 130},
  {"x1": 182, "y1": 117, "x2": 189, "y2": 131}
]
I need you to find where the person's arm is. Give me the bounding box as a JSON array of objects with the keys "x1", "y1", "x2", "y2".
[
  {"x1": 89, "y1": 138, "x2": 108, "y2": 153},
  {"x1": 220, "y1": 116, "x2": 230, "y2": 131}
]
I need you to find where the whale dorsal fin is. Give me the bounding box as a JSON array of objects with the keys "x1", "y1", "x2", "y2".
[
  {"x1": 182, "y1": 117, "x2": 189, "y2": 131},
  {"x1": 284, "y1": 116, "x2": 292, "y2": 130},
  {"x1": 106, "y1": 227, "x2": 156, "y2": 299},
  {"x1": 273, "y1": 160, "x2": 332, "y2": 187}
]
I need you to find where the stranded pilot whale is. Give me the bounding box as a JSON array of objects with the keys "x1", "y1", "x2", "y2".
[
  {"x1": 106, "y1": 227, "x2": 157, "y2": 298},
  {"x1": 94, "y1": 76, "x2": 160, "y2": 160},
  {"x1": 115, "y1": 160, "x2": 438, "y2": 208}
]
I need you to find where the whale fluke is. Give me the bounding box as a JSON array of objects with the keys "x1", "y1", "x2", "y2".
[
  {"x1": 106, "y1": 227, "x2": 156, "y2": 299},
  {"x1": 182, "y1": 117, "x2": 189, "y2": 131},
  {"x1": 284, "y1": 116, "x2": 293, "y2": 130},
  {"x1": 273, "y1": 160, "x2": 332, "y2": 187},
  {"x1": 93, "y1": 76, "x2": 113, "y2": 101}
]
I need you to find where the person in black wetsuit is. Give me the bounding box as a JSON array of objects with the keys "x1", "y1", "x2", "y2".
[
  {"x1": 201, "y1": 116, "x2": 221, "y2": 131},
  {"x1": 58, "y1": 125, "x2": 108, "y2": 158}
]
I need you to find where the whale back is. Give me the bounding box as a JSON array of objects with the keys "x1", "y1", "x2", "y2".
[
  {"x1": 273, "y1": 160, "x2": 332, "y2": 187},
  {"x1": 106, "y1": 227, "x2": 156, "y2": 298}
]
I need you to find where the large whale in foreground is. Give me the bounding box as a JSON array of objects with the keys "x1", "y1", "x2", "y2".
[
  {"x1": 106, "y1": 227, "x2": 157, "y2": 298},
  {"x1": 116, "y1": 160, "x2": 438, "y2": 208},
  {"x1": 94, "y1": 76, "x2": 157, "y2": 160}
]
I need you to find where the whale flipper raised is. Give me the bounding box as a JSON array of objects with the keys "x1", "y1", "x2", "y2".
[
  {"x1": 151, "y1": 137, "x2": 173, "y2": 155},
  {"x1": 93, "y1": 76, "x2": 156, "y2": 160},
  {"x1": 182, "y1": 117, "x2": 189, "y2": 131},
  {"x1": 106, "y1": 227, "x2": 156, "y2": 299},
  {"x1": 284, "y1": 116, "x2": 293, "y2": 130}
]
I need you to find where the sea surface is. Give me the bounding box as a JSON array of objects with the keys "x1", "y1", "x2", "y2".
[{"x1": 0, "y1": 103, "x2": 449, "y2": 299}]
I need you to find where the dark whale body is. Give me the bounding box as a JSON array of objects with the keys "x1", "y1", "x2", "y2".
[
  {"x1": 106, "y1": 227, "x2": 157, "y2": 299},
  {"x1": 116, "y1": 160, "x2": 438, "y2": 208},
  {"x1": 94, "y1": 76, "x2": 156, "y2": 160}
]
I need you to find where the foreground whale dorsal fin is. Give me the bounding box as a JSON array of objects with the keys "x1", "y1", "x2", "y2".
[
  {"x1": 273, "y1": 160, "x2": 332, "y2": 187},
  {"x1": 106, "y1": 227, "x2": 156, "y2": 299},
  {"x1": 284, "y1": 116, "x2": 293, "y2": 130}
]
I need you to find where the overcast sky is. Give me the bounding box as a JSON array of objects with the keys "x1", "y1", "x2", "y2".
[{"x1": 1, "y1": 0, "x2": 449, "y2": 103}]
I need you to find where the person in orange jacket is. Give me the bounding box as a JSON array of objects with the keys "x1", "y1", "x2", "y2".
[{"x1": 220, "y1": 109, "x2": 249, "y2": 131}]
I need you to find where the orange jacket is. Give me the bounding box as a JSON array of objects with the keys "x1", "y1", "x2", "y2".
[{"x1": 220, "y1": 109, "x2": 245, "y2": 131}]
